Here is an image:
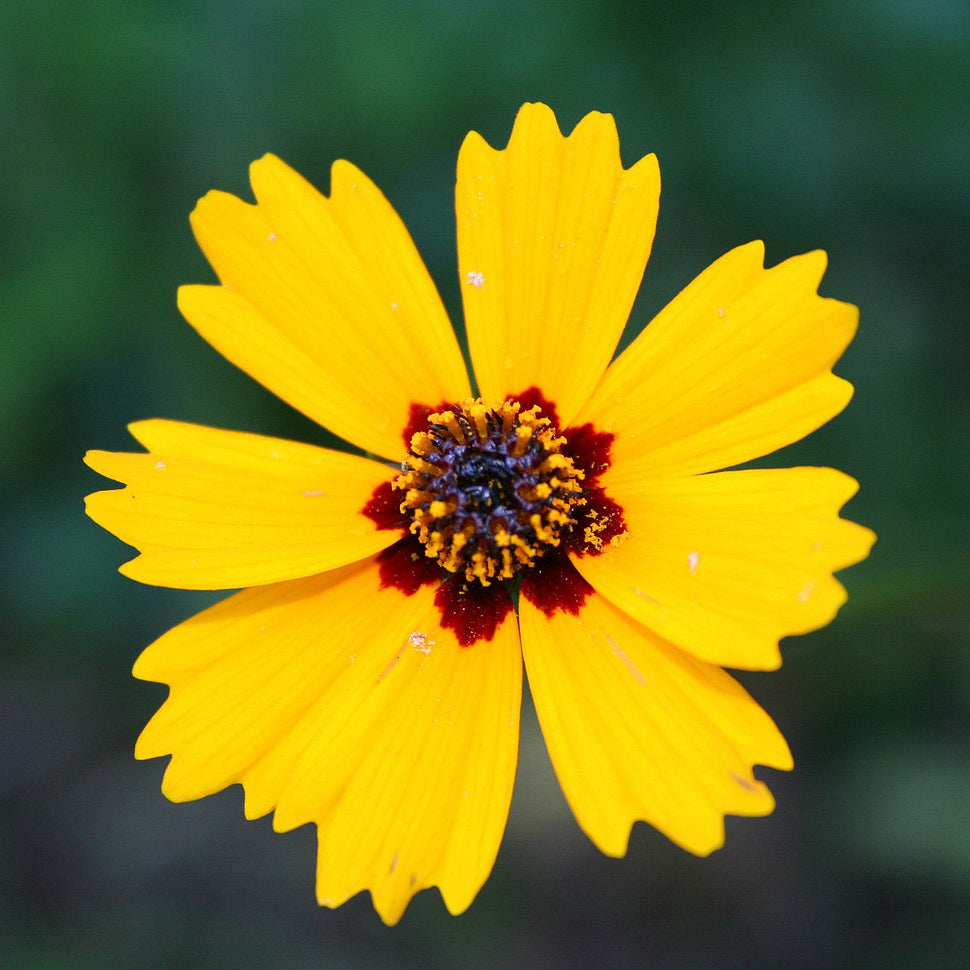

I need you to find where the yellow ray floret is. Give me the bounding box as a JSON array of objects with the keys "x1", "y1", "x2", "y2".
[
  {"x1": 582, "y1": 242, "x2": 859, "y2": 479},
  {"x1": 181, "y1": 155, "x2": 471, "y2": 460},
  {"x1": 133, "y1": 557, "x2": 522, "y2": 924},
  {"x1": 457, "y1": 102, "x2": 661, "y2": 429},
  {"x1": 519, "y1": 590, "x2": 793, "y2": 858},
  {"x1": 574, "y1": 466, "x2": 876, "y2": 670},
  {"x1": 84, "y1": 420, "x2": 396, "y2": 589},
  {"x1": 82, "y1": 102, "x2": 877, "y2": 926}
]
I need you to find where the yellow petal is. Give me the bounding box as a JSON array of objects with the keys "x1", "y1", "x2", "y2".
[
  {"x1": 84, "y1": 420, "x2": 395, "y2": 589},
  {"x1": 182, "y1": 155, "x2": 470, "y2": 459},
  {"x1": 457, "y1": 102, "x2": 660, "y2": 426},
  {"x1": 134, "y1": 558, "x2": 521, "y2": 925},
  {"x1": 580, "y1": 242, "x2": 859, "y2": 479},
  {"x1": 519, "y1": 589, "x2": 792, "y2": 858},
  {"x1": 572, "y1": 467, "x2": 877, "y2": 670}
]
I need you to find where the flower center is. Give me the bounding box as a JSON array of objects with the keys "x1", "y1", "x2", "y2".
[{"x1": 394, "y1": 399, "x2": 586, "y2": 586}]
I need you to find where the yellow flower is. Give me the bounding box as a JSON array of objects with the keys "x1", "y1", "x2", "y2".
[{"x1": 85, "y1": 103, "x2": 875, "y2": 924}]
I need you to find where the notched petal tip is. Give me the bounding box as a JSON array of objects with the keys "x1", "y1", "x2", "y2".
[
  {"x1": 498, "y1": 102, "x2": 626, "y2": 157},
  {"x1": 456, "y1": 127, "x2": 490, "y2": 163},
  {"x1": 627, "y1": 149, "x2": 660, "y2": 183},
  {"x1": 248, "y1": 151, "x2": 288, "y2": 180},
  {"x1": 749, "y1": 643, "x2": 784, "y2": 673},
  {"x1": 250, "y1": 151, "x2": 335, "y2": 207},
  {"x1": 84, "y1": 449, "x2": 125, "y2": 483},
  {"x1": 84, "y1": 423, "x2": 400, "y2": 591},
  {"x1": 792, "y1": 245, "x2": 827, "y2": 276},
  {"x1": 521, "y1": 592, "x2": 792, "y2": 864},
  {"x1": 125, "y1": 417, "x2": 173, "y2": 447},
  {"x1": 509, "y1": 100, "x2": 562, "y2": 138},
  {"x1": 175, "y1": 281, "x2": 212, "y2": 313},
  {"x1": 459, "y1": 101, "x2": 663, "y2": 426},
  {"x1": 329, "y1": 157, "x2": 372, "y2": 192},
  {"x1": 189, "y1": 187, "x2": 255, "y2": 228},
  {"x1": 768, "y1": 735, "x2": 796, "y2": 773},
  {"x1": 319, "y1": 876, "x2": 471, "y2": 927},
  {"x1": 821, "y1": 466, "x2": 877, "y2": 563}
]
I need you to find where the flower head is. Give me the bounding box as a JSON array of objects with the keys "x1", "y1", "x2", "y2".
[{"x1": 85, "y1": 103, "x2": 875, "y2": 924}]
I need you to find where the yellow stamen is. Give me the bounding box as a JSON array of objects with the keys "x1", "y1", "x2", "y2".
[{"x1": 392, "y1": 397, "x2": 586, "y2": 586}]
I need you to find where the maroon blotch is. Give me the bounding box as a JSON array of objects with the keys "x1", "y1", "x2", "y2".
[
  {"x1": 510, "y1": 387, "x2": 626, "y2": 557},
  {"x1": 376, "y1": 536, "x2": 441, "y2": 595},
  {"x1": 520, "y1": 550, "x2": 594, "y2": 617},
  {"x1": 367, "y1": 386, "x2": 624, "y2": 641},
  {"x1": 562, "y1": 419, "x2": 626, "y2": 556},
  {"x1": 509, "y1": 386, "x2": 561, "y2": 431},
  {"x1": 435, "y1": 576, "x2": 514, "y2": 646},
  {"x1": 401, "y1": 400, "x2": 453, "y2": 447},
  {"x1": 563, "y1": 421, "x2": 614, "y2": 478},
  {"x1": 362, "y1": 479, "x2": 409, "y2": 532},
  {"x1": 562, "y1": 488, "x2": 628, "y2": 556}
]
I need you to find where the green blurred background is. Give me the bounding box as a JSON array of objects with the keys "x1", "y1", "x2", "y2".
[{"x1": 3, "y1": 0, "x2": 968, "y2": 966}]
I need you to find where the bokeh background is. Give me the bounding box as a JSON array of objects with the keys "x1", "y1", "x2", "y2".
[{"x1": 3, "y1": 1, "x2": 968, "y2": 966}]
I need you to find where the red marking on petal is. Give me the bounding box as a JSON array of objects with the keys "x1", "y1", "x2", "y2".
[
  {"x1": 368, "y1": 388, "x2": 623, "y2": 639},
  {"x1": 435, "y1": 576, "x2": 514, "y2": 646},
  {"x1": 562, "y1": 487, "x2": 628, "y2": 556},
  {"x1": 362, "y1": 479, "x2": 408, "y2": 531},
  {"x1": 563, "y1": 421, "x2": 614, "y2": 478},
  {"x1": 509, "y1": 386, "x2": 561, "y2": 431},
  {"x1": 520, "y1": 550, "x2": 594, "y2": 617},
  {"x1": 509, "y1": 387, "x2": 617, "y2": 484},
  {"x1": 510, "y1": 387, "x2": 627, "y2": 558},
  {"x1": 377, "y1": 536, "x2": 440, "y2": 595},
  {"x1": 402, "y1": 400, "x2": 453, "y2": 447}
]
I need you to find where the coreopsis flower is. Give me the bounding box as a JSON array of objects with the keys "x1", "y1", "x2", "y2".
[{"x1": 85, "y1": 103, "x2": 874, "y2": 924}]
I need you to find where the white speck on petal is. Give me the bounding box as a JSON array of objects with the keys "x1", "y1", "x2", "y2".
[
  {"x1": 390, "y1": 301, "x2": 399, "y2": 311},
  {"x1": 153, "y1": 461, "x2": 166, "y2": 470},
  {"x1": 687, "y1": 551, "x2": 700, "y2": 574},
  {"x1": 301, "y1": 489, "x2": 326, "y2": 497},
  {"x1": 407, "y1": 631, "x2": 435, "y2": 655},
  {"x1": 465, "y1": 271, "x2": 486, "y2": 288},
  {"x1": 268, "y1": 231, "x2": 277, "y2": 242},
  {"x1": 797, "y1": 581, "x2": 815, "y2": 603}
]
